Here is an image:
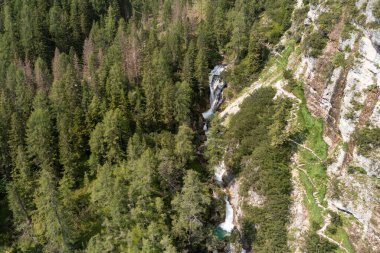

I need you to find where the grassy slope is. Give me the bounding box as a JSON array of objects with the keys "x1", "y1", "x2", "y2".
[{"x1": 291, "y1": 82, "x2": 355, "y2": 253}]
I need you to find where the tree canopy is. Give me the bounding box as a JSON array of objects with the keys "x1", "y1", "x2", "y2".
[{"x1": 0, "y1": 0, "x2": 296, "y2": 252}]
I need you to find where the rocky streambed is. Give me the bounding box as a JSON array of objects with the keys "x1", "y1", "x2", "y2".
[{"x1": 202, "y1": 65, "x2": 247, "y2": 253}]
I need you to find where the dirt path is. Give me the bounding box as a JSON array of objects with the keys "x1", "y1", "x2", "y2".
[
  {"x1": 317, "y1": 213, "x2": 350, "y2": 253},
  {"x1": 294, "y1": 154, "x2": 351, "y2": 253},
  {"x1": 219, "y1": 81, "x2": 264, "y2": 119}
]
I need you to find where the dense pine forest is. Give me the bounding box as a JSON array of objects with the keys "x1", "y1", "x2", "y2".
[{"x1": 0, "y1": 0, "x2": 297, "y2": 252}]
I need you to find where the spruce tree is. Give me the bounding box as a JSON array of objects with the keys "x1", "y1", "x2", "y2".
[
  {"x1": 33, "y1": 163, "x2": 73, "y2": 252},
  {"x1": 172, "y1": 170, "x2": 211, "y2": 248}
]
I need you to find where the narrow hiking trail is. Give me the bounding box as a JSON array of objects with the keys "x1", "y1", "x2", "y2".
[{"x1": 294, "y1": 154, "x2": 351, "y2": 253}]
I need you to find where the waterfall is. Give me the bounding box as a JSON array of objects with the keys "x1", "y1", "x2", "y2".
[
  {"x1": 204, "y1": 65, "x2": 247, "y2": 253},
  {"x1": 214, "y1": 161, "x2": 227, "y2": 184},
  {"x1": 219, "y1": 196, "x2": 234, "y2": 232},
  {"x1": 202, "y1": 65, "x2": 235, "y2": 234},
  {"x1": 202, "y1": 65, "x2": 227, "y2": 130}
]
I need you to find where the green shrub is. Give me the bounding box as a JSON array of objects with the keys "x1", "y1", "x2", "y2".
[
  {"x1": 367, "y1": 21, "x2": 380, "y2": 29},
  {"x1": 345, "y1": 109, "x2": 355, "y2": 120},
  {"x1": 311, "y1": 221, "x2": 321, "y2": 231},
  {"x1": 348, "y1": 165, "x2": 367, "y2": 175},
  {"x1": 330, "y1": 211, "x2": 343, "y2": 227},
  {"x1": 304, "y1": 233, "x2": 338, "y2": 252},
  {"x1": 332, "y1": 51, "x2": 346, "y2": 67},
  {"x1": 373, "y1": 0, "x2": 380, "y2": 19},
  {"x1": 331, "y1": 178, "x2": 342, "y2": 199},
  {"x1": 326, "y1": 224, "x2": 337, "y2": 234},
  {"x1": 351, "y1": 99, "x2": 363, "y2": 111},
  {"x1": 317, "y1": 11, "x2": 339, "y2": 35},
  {"x1": 356, "y1": 127, "x2": 380, "y2": 155},
  {"x1": 304, "y1": 32, "x2": 328, "y2": 58},
  {"x1": 355, "y1": 13, "x2": 367, "y2": 26},
  {"x1": 226, "y1": 87, "x2": 293, "y2": 252}
]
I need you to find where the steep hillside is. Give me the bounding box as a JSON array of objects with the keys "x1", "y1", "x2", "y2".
[
  {"x1": 0, "y1": 0, "x2": 379, "y2": 252},
  {"x1": 218, "y1": 0, "x2": 380, "y2": 252}
]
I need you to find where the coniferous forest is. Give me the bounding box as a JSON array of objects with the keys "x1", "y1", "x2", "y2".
[{"x1": 0, "y1": 0, "x2": 297, "y2": 252}]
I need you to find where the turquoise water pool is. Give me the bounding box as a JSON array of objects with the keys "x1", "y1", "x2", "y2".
[{"x1": 214, "y1": 227, "x2": 230, "y2": 240}]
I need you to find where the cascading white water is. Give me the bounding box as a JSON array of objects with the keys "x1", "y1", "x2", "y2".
[
  {"x1": 202, "y1": 65, "x2": 235, "y2": 234},
  {"x1": 202, "y1": 65, "x2": 227, "y2": 130},
  {"x1": 204, "y1": 65, "x2": 247, "y2": 253},
  {"x1": 214, "y1": 161, "x2": 227, "y2": 184},
  {"x1": 219, "y1": 196, "x2": 234, "y2": 232}
]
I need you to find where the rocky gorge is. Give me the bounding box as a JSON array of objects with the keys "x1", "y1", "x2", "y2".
[{"x1": 211, "y1": 0, "x2": 380, "y2": 252}]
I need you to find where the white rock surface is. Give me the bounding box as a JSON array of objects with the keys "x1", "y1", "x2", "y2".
[
  {"x1": 369, "y1": 99, "x2": 380, "y2": 127},
  {"x1": 294, "y1": 56, "x2": 316, "y2": 80},
  {"x1": 321, "y1": 67, "x2": 342, "y2": 113},
  {"x1": 353, "y1": 148, "x2": 380, "y2": 177},
  {"x1": 339, "y1": 37, "x2": 379, "y2": 142}
]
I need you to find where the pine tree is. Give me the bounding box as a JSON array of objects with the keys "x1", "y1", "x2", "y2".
[
  {"x1": 248, "y1": 31, "x2": 267, "y2": 74},
  {"x1": 90, "y1": 163, "x2": 115, "y2": 215},
  {"x1": 104, "y1": 4, "x2": 119, "y2": 45},
  {"x1": 106, "y1": 63, "x2": 128, "y2": 111},
  {"x1": 89, "y1": 109, "x2": 130, "y2": 167},
  {"x1": 175, "y1": 124, "x2": 195, "y2": 165},
  {"x1": 102, "y1": 109, "x2": 130, "y2": 164},
  {"x1": 34, "y1": 58, "x2": 52, "y2": 92},
  {"x1": 50, "y1": 54, "x2": 86, "y2": 186},
  {"x1": 205, "y1": 116, "x2": 226, "y2": 167},
  {"x1": 174, "y1": 81, "x2": 192, "y2": 123},
  {"x1": 8, "y1": 113, "x2": 25, "y2": 163},
  {"x1": 127, "y1": 133, "x2": 146, "y2": 161},
  {"x1": 0, "y1": 91, "x2": 11, "y2": 178},
  {"x1": 26, "y1": 91, "x2": 56, "y2": 167},
  {"x1": 161, "y1": 81, "x2": 176, "y2": 128},
  {"x1": 195, "y1": 46, "x2": 208, "y2": 96},
  {"x1": 228, "y1": 10, "x2": 248, "y2": 61},
  {"x1": 49, "y1": 2, "x2": 71, "y2": 52},
  {"x1": 32, "y1": 163, "x2": 73, "y2": 252},
  {"x1": 127, "y1": 149, "x2": 157, "y2": 206},
  {"x1": 0, "y1": 3, "x2": 19, "y2": 80},
  {"x1": 181, "y1": 41, "x2": 196, "y2": 86},
  {"x1": 7, "y1": 147, "x2": 37, "y2": 251},
  {"x1": 172, "y1": 170, "x2": 211, "y2": 247},
  {"x1": 70, "y1": 0, "x2": 94, "y2": 51},
  {"x1": 19, "y1": 0, "x2": 50, "y2": 61}
]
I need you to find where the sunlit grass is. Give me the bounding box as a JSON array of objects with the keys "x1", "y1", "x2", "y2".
[
  {"x1": 299, "y1": 169, "x2": 324, "y2": 225},
  {"x1": 297, "y1": 101, "x2": 328, "y2": 206},
  {"x1": 291, "y1": 81, "x2": 354, "y2": 251},
  {"x1": 327, "y1": 217, "x2": 356, "y2": 253}
]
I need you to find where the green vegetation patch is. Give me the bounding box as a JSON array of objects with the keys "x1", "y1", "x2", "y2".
[
  {"x1": 332, "y1": 51, "x2": 347, "y2": 67},
  {"x1": 222, "y1": 87, "x2": 295, "y2": 252},
  {"x1": 288, "y1": 78, "x2": 354, "y2": 252},
  {"x1": 304, "y1": 31, "x2": 328, "y2": 58},
  {"x1": 374, "y1": 0, "x2": 380, "y2": 19},
  {"x1": 356, "y1": 126, "x2": 380, "y2": 156}
]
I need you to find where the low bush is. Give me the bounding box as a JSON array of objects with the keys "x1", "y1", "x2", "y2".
[
  {"x1": 332, "y1": 51, "x2": 346, "y2": 67},
  {"x1": 356, "y1": 127, "x2": 380, "y2": 155},
  {"x1": 304, "y1": 32, "x2": 328, "y2": 58},
  {"x1": 374, "y1": 0, "x2": 380, "y2": 19},
  {"x1": 304, "y1": 232, "x2": 338, "y2": 252},
  {"x1": 226, "y1": 87, "x2": 294, "y2": 252}
]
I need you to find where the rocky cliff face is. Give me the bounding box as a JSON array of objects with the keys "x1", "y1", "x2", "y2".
[
  {"x1": 294, "y1": 0, "x2": 380, "y2": 251},
  {"x1": 219, "y1": 1, "x2": 380, "y2": 252}
]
